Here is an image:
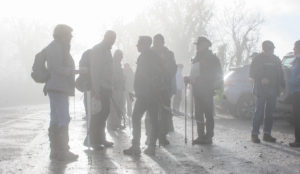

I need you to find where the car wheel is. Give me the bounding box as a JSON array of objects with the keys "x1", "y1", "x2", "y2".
[{"x1": 235, "y1": 94, "x2": 255, "y2": 119}]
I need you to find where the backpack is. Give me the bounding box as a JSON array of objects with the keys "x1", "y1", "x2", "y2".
[
  {"x1": 75, "y1": 49, "x2": 91, "y2": 92},
  {"x1": 31, "y1": 50, "x2": 49, "y2": 83}
]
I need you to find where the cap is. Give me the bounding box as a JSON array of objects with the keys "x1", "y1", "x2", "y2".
[{"x1": 194, "y1": 36, "x2": 212, "y2": 47}]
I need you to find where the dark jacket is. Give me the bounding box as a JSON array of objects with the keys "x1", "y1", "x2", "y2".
[
  {"x1": 151, "y1": 46, "x2": 177, "y2": 96},
  {"x1": 250, "y1": 53, "x2": 285, "y2": 97},
  {"x1": 45, "y1": 40, "x2": 75, "y2": 96},
  {"x1": 191, "y1": 50, "x2": 223, "y2": 97},
  {"x1": 89, "y1": 42, "x2": 113, "y2": 94},
  {"x1": 134, "y1": 49, "x2": 164, "y2": 100},
  {"x1": 290, "y1": 56, "x2": 300, "y2": 93}
]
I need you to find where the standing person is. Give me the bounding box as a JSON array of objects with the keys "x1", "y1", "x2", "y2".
[
  {"x1": 145, "y1": 34, "x2": 177, "y2": 146},
  {"x1": 84, "y1": 30, "x2": 116, "y2": 150},
  {"x1": 173, "y1": 64, "x2": 184, "y2": 116},
  {"x1": 45, "y1": 24, "x2": 79, "y2": 161},
  {"x1": 123, "y1": 63, "x2": 135, "y2": 118},
  {"x1": 123, "y1": 36, "x2": 164, "y2": 156},
  {"x1": 289, "y1": 40, "x2": 300, "y2": 147},
  {"x1": 107, "y1": 49, "x2": 126, "y2": 130},
  {"x1": 185, "y1": 36, "x2": 223, "y2": 145},
  {"x1": 250, "y1": 40, "x2": 285, "y2": 143}
]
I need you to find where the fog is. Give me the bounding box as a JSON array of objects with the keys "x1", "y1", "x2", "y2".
[{"x1": 0, "y1": 0, "x2": 298, "y2": 107}]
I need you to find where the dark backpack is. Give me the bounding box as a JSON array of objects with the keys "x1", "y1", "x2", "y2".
[
  {"x1": 75, "y1": 49, "x2": 91, "y2": 92},
  {"x1": 31, "y1": 50, "x2": 49, "y2": 83}
]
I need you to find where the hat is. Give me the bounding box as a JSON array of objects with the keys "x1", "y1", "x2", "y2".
[
  {"x1": 194, "y1": 36, "x2": 212, "y2": 47},
  {"x1": 138, "y1": 36, "x2": 152, "y2": 47}
]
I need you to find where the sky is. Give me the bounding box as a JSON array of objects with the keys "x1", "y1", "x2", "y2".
[{"x1": 1, "y1": 0, "x2": 299, "y2": 58}]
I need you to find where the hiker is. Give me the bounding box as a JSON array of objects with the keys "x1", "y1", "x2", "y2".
[
  {"x1": 185, "y1": 36, "x2": 223, "y2": 145},
  {"x1": 107, "y1": 49, "x2": 126, "y2": 130},
  {"x1": 83, "y1": 30, "x2": 116, "y2": 150},
  {"x1": 289, "y1": 40, "x2": 300, "y2": 147},
  {"x1": 250, "y1": 40, "x2": 285, "y2": 143},
  {"x1": 44, "y1": 24, "x2": 79, "y2": 161},
  {"x1": 123, "y1": 36, "x2": 164, "y2": 156}
]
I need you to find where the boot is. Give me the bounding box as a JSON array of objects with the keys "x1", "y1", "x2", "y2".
[
  {"x1": 144, "y1": 146, "x2": 156, "y2": 156},
  {"x1": 251, "y1": 135, "x2": 261, "y2": 143},
  {"x1": 263, "y1": 134, "x2": 276, "y2": 143},
  {"x1": 123, "y1": 145, "x2": 141, "y2": 156},
  {"x1": 51, "y1": 126, "x2": 78, "y2": 162},
  {"x1": 159, "y1": 136, "x2": 170, "y2": 146},
  {"x1": 101, "y1": 140, "x2": 114, "y2": 148}
]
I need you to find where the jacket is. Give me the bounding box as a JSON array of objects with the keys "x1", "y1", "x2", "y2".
[
  {"x1": 290, "y1": 55, "x2": 300, "y2": 93},
  {"x1": 191, "y1": 50, "x2": 223, "y2": 97},
  {"x1": 249, "y1": 52, "x2": 285, "y2": 97},
  {"x1": 45, "y1": 40, "x2": 75, "y2": 96},
  {"x1": 89, "y1": 42, "x2": 113, "y2": 94},
  {"x1": 134, "y1": 49, "x2": 164, "y2": 100}
]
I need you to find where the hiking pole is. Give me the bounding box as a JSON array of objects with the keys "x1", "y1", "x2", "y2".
[
  {"x1": 190, "y1": 85, "x2": 194, "y2": 145},
  {"x1": 184, "y1": 83, "x2": 188, "y2": 145},
  {"x1": 86, "y1": 91, "x2": 92, "y2": 164}
]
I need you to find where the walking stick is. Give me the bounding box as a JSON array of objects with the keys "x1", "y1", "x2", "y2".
[
  {"x1": 190, "y1": 85, "x2": 194, "y2": 145},
  {"x1": 86, "y1": 91, "x2": 92, "y2": 164},
  {"x1": 184, "y1": 83, "x2": 187, "y2": 145}
]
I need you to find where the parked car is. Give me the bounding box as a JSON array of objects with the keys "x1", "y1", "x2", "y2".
[{"x1": 220, "y1": 53, "x2": 294, "y2": 119}]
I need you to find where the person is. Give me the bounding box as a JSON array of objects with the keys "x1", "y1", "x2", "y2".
[
  {"x1": 83, "y1": 30, "x2": 116, "y2": 150},
  {"x1": 145, "y1": 34, "x2": 177, "y2": 146},
  {"x1": 249, "y1": 40, "x2": 285, "y2": 143},
  {"x1": 123, "y1": 36, "x2": 164, "y2": 156},
  {"x1": 44, "y1": 24, "x2": 79, "y2": 161},
  {"x1": 107, "y1": 49, "x2": 126, "y2": 130},
  {"x1": 123, "y1": 63, "x2": 135, "y2": 118},
  {"x1": 173, "y1": 64, "x2": 184, "y2": 116},
  {"x1": 185, "y1": 36, "x2": 223, "y2": 145},
  {"x1": 289, "y1": 40, "x2": 300, "y2": 147}
]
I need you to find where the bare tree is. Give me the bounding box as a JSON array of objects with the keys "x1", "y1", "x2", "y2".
[{"x1": 222, "y1": 2, "x2": 263, "y2": 69}]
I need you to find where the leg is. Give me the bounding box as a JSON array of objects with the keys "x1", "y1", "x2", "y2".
[
  {"x1": 263, "y1": 95, "x2": 276, "y2": 135},
  {"x1": 131, "y1": 98, "x2": 147, "y2": 147},
  {"x1": 204, "y1": 96, "x2": 214, "y2": 139},
  {"x1": 252, "y1": 96, "x2": 266, "y2": 136},
  {"x1": 98, "y1": 89, "x2": 111, "y2": 143},
  {"x1": 194, "y1": 96, "x2": 205, "y2": 138},
  {"x1": 293, "y1": 92, "x2": 300, "y2": 142}
]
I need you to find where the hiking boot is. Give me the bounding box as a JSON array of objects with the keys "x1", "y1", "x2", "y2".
[
  {"x1": 192, "y1": 136, "x2": 205, "y2": 145},
  {"x1": 289, "y1": 141, "x2": 300, "y2": 147},
  {"x1": 263, "y1": 134, "x2": 276, "y2": 143},
  {"x1": 92, "y1": 144, "x2": 104, "y2": 151},
  {"x1": 144, "y1": 146, "x2": 156, "y2": 156},
  {"x1": 251, "y1": 135, "x2": 261, "y2": 143},
  {"x1": 123, "y1": 146, "x2": 141, "y2": 156},
  {"x1": 101, "y1": 140, "x2": 114, "y2": 147},
  {"x1": 50, "y1": 150, "x2": 78, "y2": 162},
  {"x1": 159, "y1": 137, "x2": 170, "y2": 147}
]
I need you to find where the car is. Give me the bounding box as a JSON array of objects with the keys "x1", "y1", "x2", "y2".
[{"x1": 219, "y1": 53, "x2": 294, "y2": 119}]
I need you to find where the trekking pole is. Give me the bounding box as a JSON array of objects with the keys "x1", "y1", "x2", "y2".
[
  {"x1": 87, "y1": 91, "x2": 91, "y2": 150},
  {"x1": 184, "y1": 83, "x2": 187, "y2": 145},
  {"x1": 190, "y1": 85, "x2": 194, "y2": 145}
]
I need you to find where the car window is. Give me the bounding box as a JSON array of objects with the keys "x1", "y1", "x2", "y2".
[{"x1": 282, "y1": 56, "x2": 295, "y2": 67}]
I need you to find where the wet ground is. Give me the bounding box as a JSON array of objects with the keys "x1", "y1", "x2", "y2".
[{"x1": 0, "y1": 101, "x2": 300, "y2": 174}]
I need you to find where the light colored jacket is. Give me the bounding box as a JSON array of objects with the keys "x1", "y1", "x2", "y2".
[{"x1": 45, "y1": 40, "x2": 75, "y2": 96}]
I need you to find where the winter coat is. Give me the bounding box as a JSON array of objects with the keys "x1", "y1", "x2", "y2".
[
  {"x1": 249, "y1": 52, "x2": 285, "y2": 97},
  {"x1": 45, "y1": 40, "x2": 75, "y2": 96},
  {"x1": 290, "y1": 55, "x2": 300, "y2": 93},
  {"x1": 134, "y1": 49, "x2": 164, "y2": 100},
  {"x1": 89, "y1": 42, "x2": 113, "y2": 94},
  {"x1": 190, "y1": 50, "x2": 223, "y2": 97},
  {"x1": 151, "y1": 46, "x2": 177, "y2": 96}
]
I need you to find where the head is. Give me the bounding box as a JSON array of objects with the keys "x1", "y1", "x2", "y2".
[
  {"x1": 262, "y1": 40, "x2": 275, "y2": 55},
  {"x1": 136, "y1": 36, "x2": 152, "y2": 53},
  {"x1": 103, "y1": 30, "x2": 116, "y2": 48},
  {"x1": 153, "y1": 34, "x2": 165, "y2": 48},
  {"x1": 53, "y1": 24, "x2": 73, "y2": 45},
  {"x1": 113, "y1": 49, "x2": 123, "y2": 62},
  {"x1": 294, "y1": 40, "x2": 300, "y2": 56},
  {"x1": 194, "y1": 36, "x2": 212, "y2": 53},
  {"x1": 177, "y1": 64, "x2": 184, "y2": 70}
]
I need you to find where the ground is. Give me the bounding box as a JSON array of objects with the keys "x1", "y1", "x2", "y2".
[{"x1": 0, "y1": 101, "x2": 299, "y2": 174}]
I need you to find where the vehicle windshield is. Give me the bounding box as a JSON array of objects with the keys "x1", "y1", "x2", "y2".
[{"x1": 282, "y1": 56, "x2": 295, "y2": 67}]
